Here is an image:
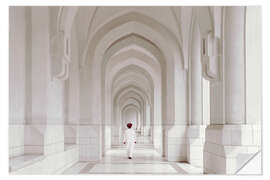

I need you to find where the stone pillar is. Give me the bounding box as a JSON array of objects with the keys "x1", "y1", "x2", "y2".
[
  {"x1": 143, "y1": 102, "x2": 151, "y2": 136},
  {"x1": 9, "y1": 7, "x2": 27, "y2": 158},
  {"x1": 24, "y1": 7, "x2": 49, "y2": 156},
  {"x1": 31, "y1": 7, "x2": 66, "y2": 156},
  {"x1": 111, "y1": 105, "x2": 119, "y2": 146},
  {"x1": 224, "y1": 8, "x2": 245, "y2": 125},
  {"x1": 164, "y1": 52, "x2": 187, "y2": 161},
  {"x1": 187, "y1": 20, "x2": 205, "y2": 167},
  {"x1": 79, "y1": 64, "x2": 102, "y2": 161},
  {"x1": 64, "y1": 26, "x2": 80, "y2": 147},
  {"x1": 190, "y1": 20, "x2": 202, "y2": 125},
  {"x1": 204, "y1": 7, "x2": 261, "y2": 174}
]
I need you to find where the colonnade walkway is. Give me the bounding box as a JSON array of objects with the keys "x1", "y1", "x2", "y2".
[{"x1": 62, "y1": 146, "x2": 203, "y2": 174}]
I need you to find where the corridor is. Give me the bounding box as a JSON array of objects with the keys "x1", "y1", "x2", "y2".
[
  {"x1": 63, "y1": 147, "x2": 202, "y2": 174},
  {"x1": 9, "y1": 6, "x2": 262, "y2": 174}
]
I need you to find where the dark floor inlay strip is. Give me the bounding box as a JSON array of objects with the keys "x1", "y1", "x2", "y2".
[
  {"x1": 80, "y1": 163, "x2": 96, "y2": 174},
  {"x1": 169, "y1": 162, "x2": 188, "y2": 174}
]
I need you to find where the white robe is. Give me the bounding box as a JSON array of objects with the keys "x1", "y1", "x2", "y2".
[{"x1": 123, "y1": 129, "x2": 136, "y2": 157}]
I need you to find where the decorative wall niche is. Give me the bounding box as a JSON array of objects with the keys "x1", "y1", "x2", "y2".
[
  {"x1": 50, "y1": 31, "x2": 71, "y2": 81},
  {"x1": 201, "y1": 31, "x2": 221, "y2": 81}
]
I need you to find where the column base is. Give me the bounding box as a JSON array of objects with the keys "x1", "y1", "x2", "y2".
[
  {"x1": 64, "y1": 124, "x2": 77, "y2": 144},
  {"x1": 153, "y1": 125, "x2": 163, "y2": 155},
  {"x1": 187, "y1": 125, "x2": 206, "y2": 167},
  {"x1": 203, "y1": 124, "x2": 261, "y2": 174},
  {"x1": 24, "y1": 124, "x2": 46, "y2": 155},
  {"x1": 78, "y1": 125, "x2": 102, "y2": 161},
  {"x1": 164, "y1": 125, "x2": 188, "y2": 161}
]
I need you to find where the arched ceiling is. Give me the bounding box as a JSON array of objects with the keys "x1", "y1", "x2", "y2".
[
  {"x1": 81, "y1": 11, "x2": 182, "y2": 69},
  {"x1": 104, "y1": 34, "x2": 163, "y2": 65},
  {"x1": 52, "y1": 6, "x2": 204, "y2": 79},
  {"x1": 72, "y1": 7, "x2": 182, "y2": 54},
  {"x1": 54, "y1": 6, "x2": 187, "y2": 126},
  {"x1": 122, "y1": 105, "x2": 140, "y2": 116},
  {"x1": 111, "y1": 65, "x2": 154, "y2": 91},
  {"x1": 114, "y1": 85, "x2": 149, "y2": 106},
  {"x1": 120, "y1": 98, "x2": 141, "y2": 110},
  {"x1": 117, "y1": 89, "x2": 145, "y2": 109}
]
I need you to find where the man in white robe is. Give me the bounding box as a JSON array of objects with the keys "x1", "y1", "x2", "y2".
[{"x1": 123, "y1": 123, "x2": 136, "y2": 159}]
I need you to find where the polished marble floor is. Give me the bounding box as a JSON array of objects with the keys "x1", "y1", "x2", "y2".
[
  {"x1": 9, "y1": 154, "x2": 45, "y2": 172},
  {"x1": 63, "y1": 146, "x2": 203, "y2": 174}
]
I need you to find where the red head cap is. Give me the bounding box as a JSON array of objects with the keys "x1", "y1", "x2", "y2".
[{"x1": 127, "y1": 123, "x2": 132, "y2": 128}]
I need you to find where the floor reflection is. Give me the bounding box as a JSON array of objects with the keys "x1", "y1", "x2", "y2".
[{"x1": 63, "y1": 147, "x2": 203, "y2": 174}]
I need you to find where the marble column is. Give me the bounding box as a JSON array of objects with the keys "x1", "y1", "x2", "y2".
[
  {"x1": 224, "y1": 7, "x2": 245, "y2": 125},
  {"x1": 24, "y1": 7, "x2": 50, "y2": 156},
  {"x1": 187, "y1": 19, "x2": 205, "y2": 167},
  {"x1": 190, "y1": 21, "x2": 202, "y2": 126},
  {"x1": 204, "y1": 7, "x2": 261, "y2": 174},
  {"x1": 143, "y1": 102, "x2": 151, "y2": 136},
  {"x1": 64, "y1": 26, "x2": 80, "y2": 148},
  {"x1": 32, "y1": 7, "x2": 65, "y2": 156},
  {"x1": 9, "y1": 7, "x2": 27, "y2": 158}
]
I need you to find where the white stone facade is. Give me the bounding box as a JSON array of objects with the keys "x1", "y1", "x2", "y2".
[{"x1": 9, "y1": 6, "x2": 262, "y2": 174}]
